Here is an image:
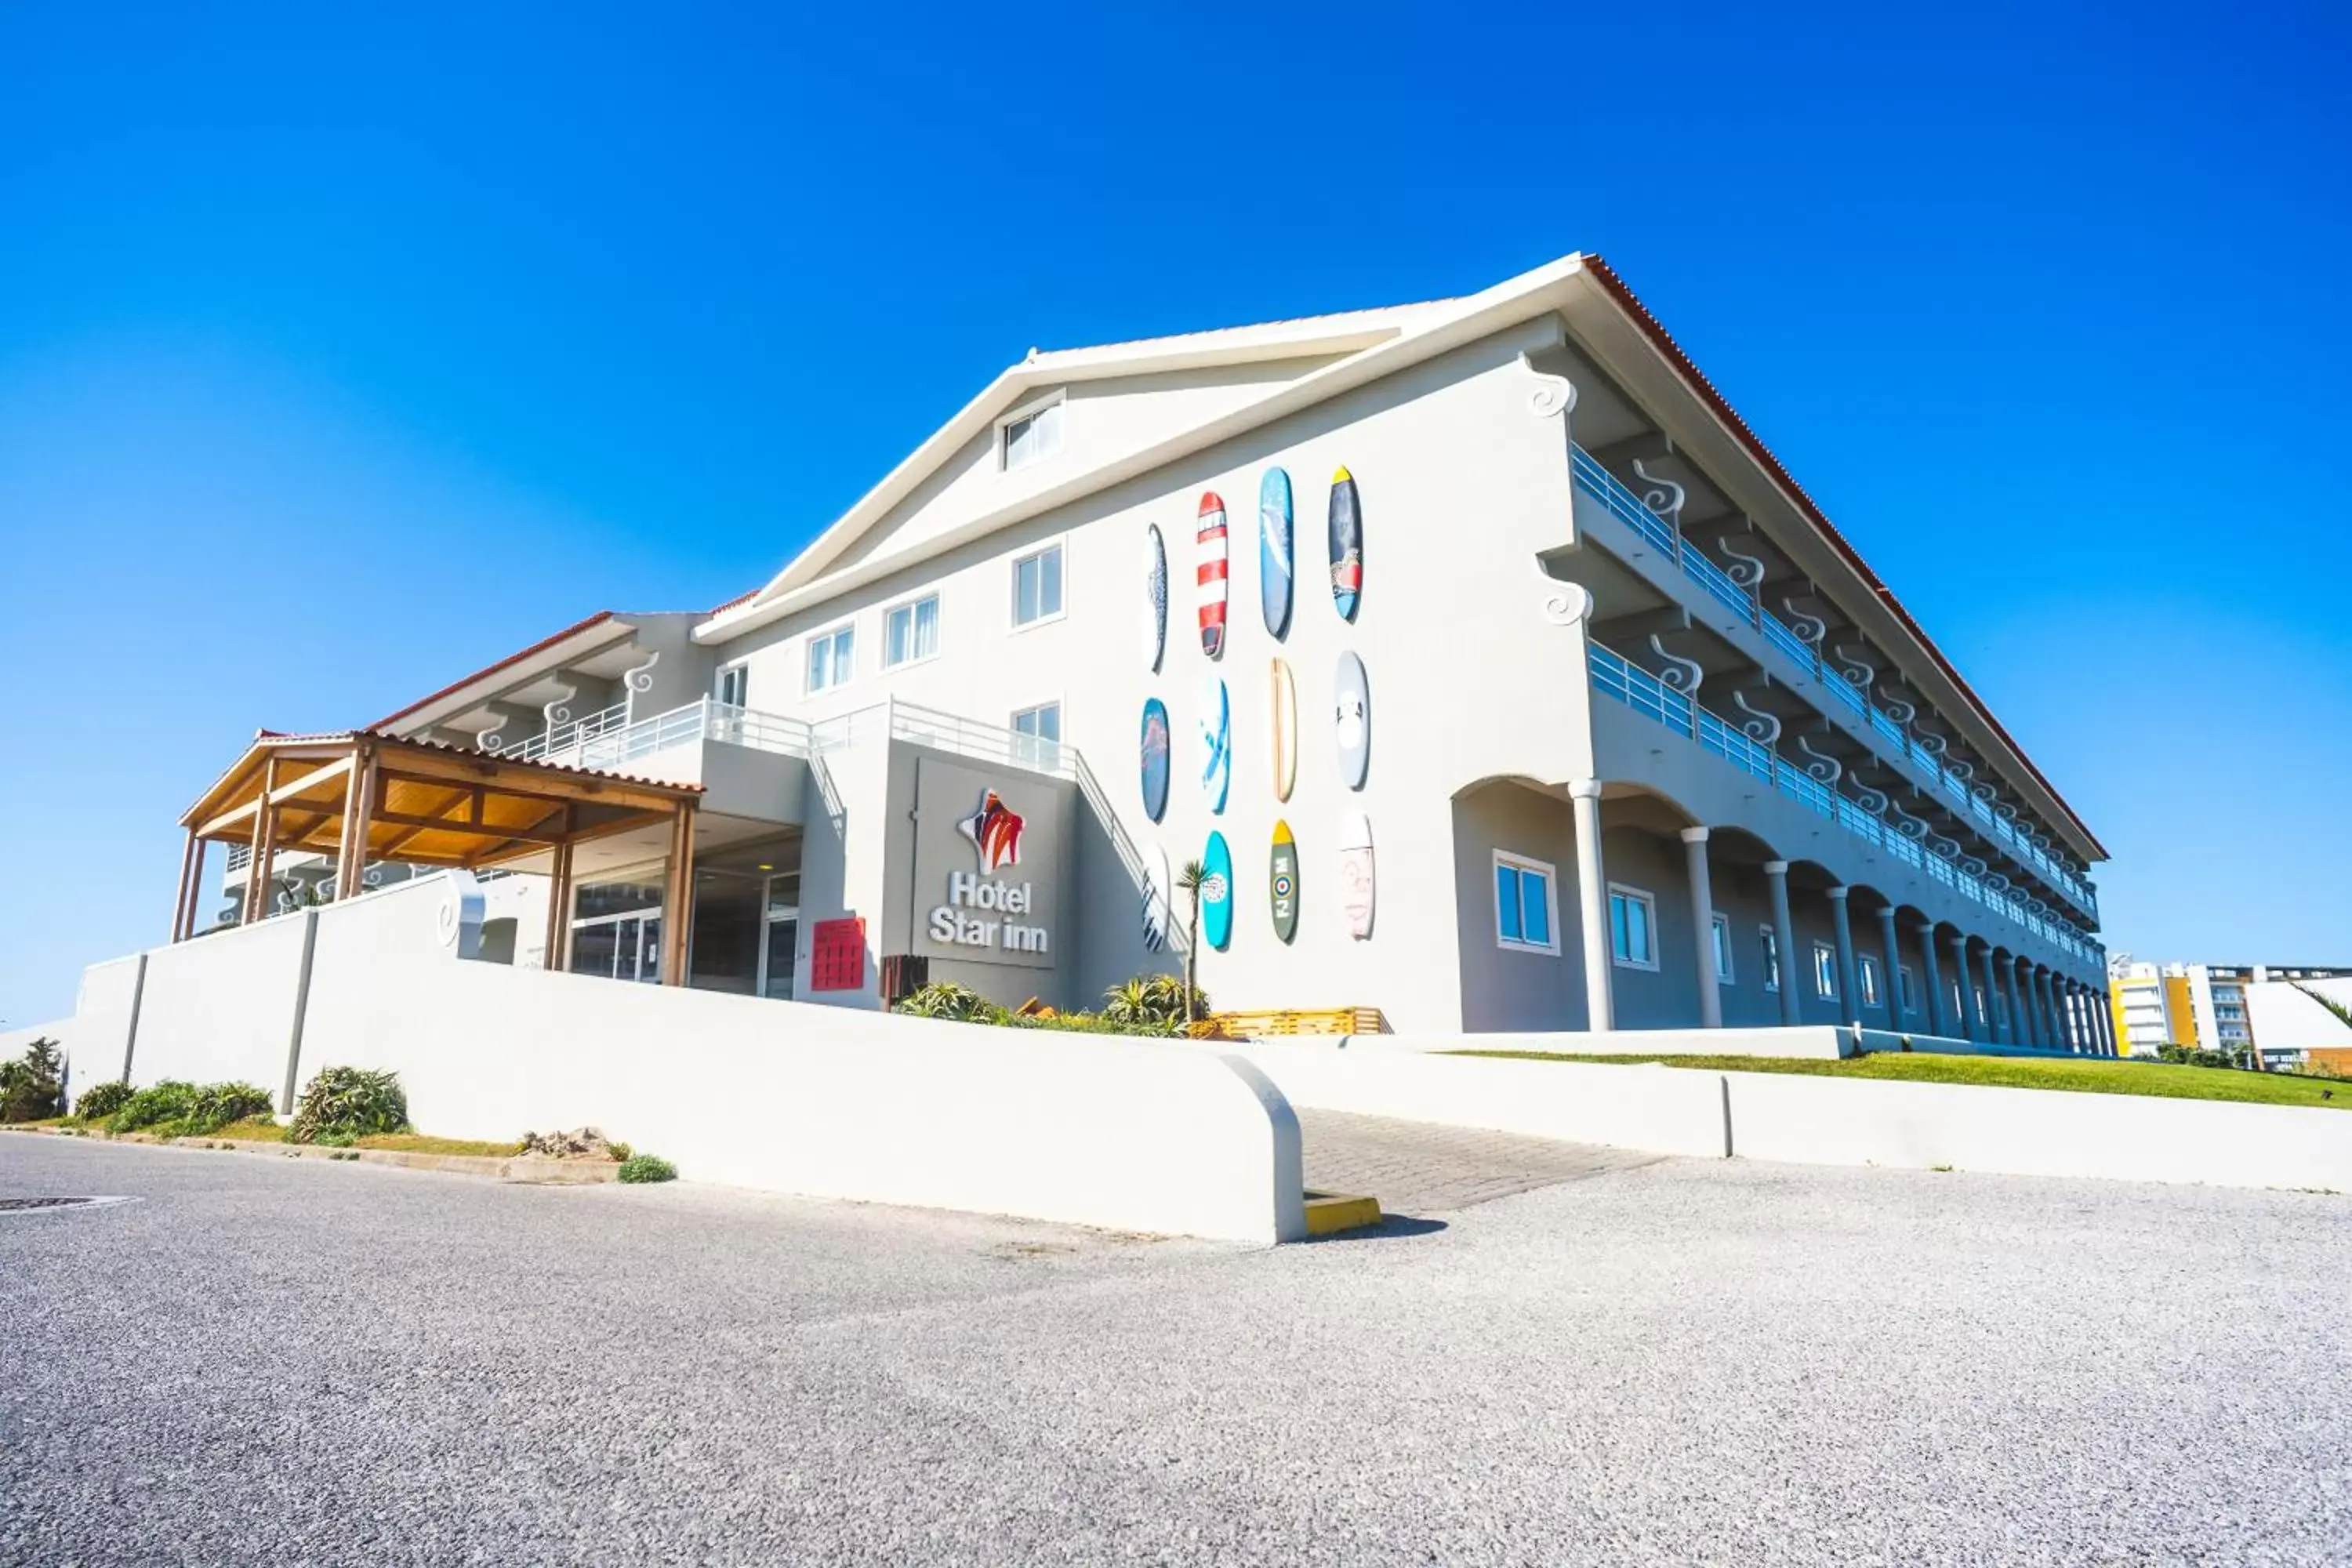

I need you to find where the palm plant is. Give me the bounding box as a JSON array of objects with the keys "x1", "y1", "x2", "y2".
[{"x1": 1174, "y1": 858, "x2": 1207, "y2": 1027}]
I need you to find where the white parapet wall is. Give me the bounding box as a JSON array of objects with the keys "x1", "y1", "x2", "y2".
[
  {"x1": 55, "y1": 876, "x2": 1307, "y2": 1245},
  {"x1": 1719, "y1": 1069, "x2": 2352, "y2": 1192},
  {"x1": 1195, "y1": 1037, "x2": 1733, "y2": 1158}
]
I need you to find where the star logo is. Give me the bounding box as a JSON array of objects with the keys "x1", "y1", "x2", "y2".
[{"x1": 958, "y1": 790, "x2": 1025, "y2": 874}]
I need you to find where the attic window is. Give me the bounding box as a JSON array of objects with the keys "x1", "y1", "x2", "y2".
[{"x1": 1000, "y1": 394, "x2": 1063, "y2": 472}]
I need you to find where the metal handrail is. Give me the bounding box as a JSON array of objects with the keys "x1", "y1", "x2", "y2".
[
  {"x1": 1589, "y1": 641, "x2": 2090, "y2": 961},
  {"x1": 1573, "y1": 441, "x2": 2098, "y2": 923}
]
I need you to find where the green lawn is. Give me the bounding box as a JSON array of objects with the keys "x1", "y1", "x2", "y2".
[{"x1": 1453, "y1": 1050, "x2": 2352, "y2": 1111}]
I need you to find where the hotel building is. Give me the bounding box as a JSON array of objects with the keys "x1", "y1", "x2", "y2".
[{"x1": 189, "y1": 253, "x2": 2114, "y2": 1049}]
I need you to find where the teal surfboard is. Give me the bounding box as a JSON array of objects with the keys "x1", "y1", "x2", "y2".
[
  {"x1": 1202, "y1": 832, "x2": 1234, "y2": 951},
  {"x1": 1259, "y1": 467, "x2": 1293, "y2": 638}
]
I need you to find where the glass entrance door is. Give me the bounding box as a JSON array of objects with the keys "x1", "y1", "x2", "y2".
[
  {"x1": 570, "y1": 908, "x2": 663, "y2": 984},
  {"x1": 757, "y1": 871, "x2": 800, "y2": 1000}
]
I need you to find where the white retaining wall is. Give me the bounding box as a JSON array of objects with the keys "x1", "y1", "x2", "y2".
[
  {"x1": 1200, "y1": 1038, "x2": 1731, "y2": 1158},
  {"x1": 1720, "y1": 1070, "x2": 2352, "y2": 1192},
  {"x1": 64, "y1": 877, "x2": 1307, "y2": 1244},
  {"x1": 1196, "y1": 1035, "x2": 2352, "y2": 1193}
]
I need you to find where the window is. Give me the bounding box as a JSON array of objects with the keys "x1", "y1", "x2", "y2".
[
  {"x1": 715, "y1": 663, "x2": 749, "y2": 708},
  {"x1": 1494, "y1": 853, "x2": 1559, "y2": 955},
  {"x1": 1760, "y1": 925, "x2": 1781, "y2": 993},
  {"x1": 1000, "y1": 394, "x2": 1063, "y2": 472},
  {"x1": 1711, "y1": 913, "x2": 1734, "y2": 983},
  {"x1": 1859, "y1": 954, "x2": 1882, "y2": 1009},
  {"x1": 1812, "y1": 942, "x2": 1839, "y2": 999},
  {"x1": 1608, "y1": 884, "x2": 1657, "y2": 970},
  {"x1": 805, "y1": 625, "x2": 855, "y2": 695},
  {"x1": 1013, "y1": 543, "x2": 1065, "y2": 628},
  {"x1": 1011, "y1": 702, "x2": 1062, "y2": 770},
  {"x1": 1900, "y1": 965, "x2": 1918, "y2": 1011},
  {"x1": 884, "y1": 594, "x2": 940, "y2": 669}
]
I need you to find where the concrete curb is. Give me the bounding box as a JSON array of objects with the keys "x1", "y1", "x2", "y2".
[{"x1": 2, "y1": 1126, "x2": 620, "y2": 1184}]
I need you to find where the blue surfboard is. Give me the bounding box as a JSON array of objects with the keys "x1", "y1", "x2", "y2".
[
  {"x1": 1258, "y1": 467, "x2": 1293, "y2": 639},
  {"x1": 1199, "y1": 674, "x2": 1230, "y2": 813},
  {"x1": 1140, "y1": 698, "x2": 1171, "y2": 822},
  {"x1": 1202, "y1": 831, "x2": 1234, "y2": 951}
]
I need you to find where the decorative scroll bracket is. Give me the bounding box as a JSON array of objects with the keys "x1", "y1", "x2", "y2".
[
  {"x1": 1795, "y1": 734, "x2": 1843, "y2": 784},
  {"x1": 1780, "y1": 597, "x2": 1827, "y2": 645},
  {"x1": 1647, "y1": 634, "x2": 1704, "y2": 695},
  {"x1": 1517, "y1": 352, "x2": 1577, "y2": 419},
  {"x1": 1539, "y1": 575, "x2": 1594, "y2": 627},
  {"x1": 1632, "y1": 459, "x2": 1686, "y2": 529},
  {"x1": 1718, "y1": 535, "x2": 1766, "y2": 590},
  {"x1": 1731, "y1": 689, "x2": 1782, "y2": 745}
]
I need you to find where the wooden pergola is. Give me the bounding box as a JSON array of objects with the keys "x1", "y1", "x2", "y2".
[{"x1": 174, "y1": 730, "x2": 704, "y2": 983}]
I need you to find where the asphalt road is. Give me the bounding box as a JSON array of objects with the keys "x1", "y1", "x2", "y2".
[{"x1": 5, "y1": 1133, "x2": 2348, "y2": 1566}]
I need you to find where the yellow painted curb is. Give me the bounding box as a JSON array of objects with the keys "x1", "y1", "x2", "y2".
[{"x1": 1303, "y1": 1190, "x2": 1382, "y2": 1236}]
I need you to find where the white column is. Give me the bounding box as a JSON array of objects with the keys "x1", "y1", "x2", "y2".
[
  {"x1": 1877, "y1": 905, "x2": 1904, "y2": 1026},
  {"x1": 1571, "y1": 779, "x2": 1613, "y2": 1033},
  {"x1": 1918, "y1": 919, "x2": 1954, "y2": 1036},
  {"x1": 1828, "y1": 887, "x2": 1860, "y2": 1028},
  {"x1": 1681, "y1": 828, "x2": 1722, "y2": 1029},
  {"x1": 1765, "y1": 861, "x2": 1801, "y2": 1026},
  {"x1": 1981, "y1": 946, "x2": 2009, "y2": 1044},
  {"x1": 1951, "y1": 935, "x2": 1981, "y2": 1040}
]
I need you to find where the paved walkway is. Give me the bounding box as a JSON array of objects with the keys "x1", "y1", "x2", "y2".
[
  {"x1": 1298, "y1": 1108, "x2": 1664, "y2": 1214},
  {"x1": 9, "y1": 1134, "x2": 2351, "y2": 1564}
]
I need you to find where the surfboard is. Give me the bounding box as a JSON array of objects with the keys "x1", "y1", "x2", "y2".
[
  {"x1": 1142, "y1": 843, "x2": 1172, "y2": 953},
  {"x1": 1269, "y1": 820, "x2": 1299, "y2": 945},
  {"x1": 1269, "y1": 657, "x2": 1297, "y2": 802},
  {"x1": 1338, "y1": 812, "x2": 1374, "y2": 939},
  {"x1": 1334, "y1": 651, "x2": 1369, "y2": 789},
  {"x1": 1328, "y1": 466, "x2": 1363, "y2": 620},
  {"x1": 1196, "y1": 492, "x2": 1229, "y2": 659},
  {"x1": 1202, "y1": 831, "x2": 1234, "y2": 951},
  {"x1": 1199, "y1": 674, "x2": 1230, "y2": 813},
  {"x1": 1258, "y1": 468, "x2": 1293, "y2": 639},
  {"x1": 1144, "y1": 523, "x2": 1167, "y2": 673},
  {"x1": 1140, "y1": 698, "x2": 1171, "y2": 822}
]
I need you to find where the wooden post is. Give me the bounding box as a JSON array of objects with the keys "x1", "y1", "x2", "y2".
[
  {"x1": 339, "y1": 745, "x2": 379, "y2": 899},
  {"x1": 169, "y1": 829, "x2": 199, "y2": 942},
  {"x1": 543, "y1": 826, "x2": 574, "y2": 974},
  {"x1": 660, "y1": 800, "x2": 697, "y2": 986},
  {"x1": 182, "y1": 838, "x2": 207, "y2": 940},
  {"x1": 243, "y1": 756, "x2": 281, "y2": 924}
]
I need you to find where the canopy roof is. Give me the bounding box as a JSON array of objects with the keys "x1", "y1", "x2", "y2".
[{"x1": 181, "y1": 730, "x2": 701, "y2": 871}]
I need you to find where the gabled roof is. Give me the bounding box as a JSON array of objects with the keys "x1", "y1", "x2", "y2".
[{"x1": 697, "y1": 252, "x2": 2105, "y2": 862}]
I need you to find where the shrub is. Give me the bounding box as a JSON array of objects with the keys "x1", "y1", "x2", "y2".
[
  {"x1": 74, "y1": 1079, "x2": 132, "y2": 1122},
  {"x1": 616, "y1": 1153, "x2": 677, "y2": 1184},
  {"x1": 895, "y1": 982, "x2": 1007, "y2": 1024},
  {"x1": 0, "y1": 1038, "x2": 66, "y2": 1122},
  {"x1": 110, "y1": 1080, "x2": 200, "y2": 1133},
  {"x1": 1101, "y1": 975, "x2": 1207, "y2": 1031},
  {"x1": 191, "y1": 1082, "x2": 274, "y2": 1133},
  {"x1": 288, "y1": 1067, "x2": 410, "y2": 1145}
]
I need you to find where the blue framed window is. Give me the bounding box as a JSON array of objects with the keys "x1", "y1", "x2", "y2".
[
  {"x1": 1609, "y1": 884, "x2": 1657, "y2": 970},
  {"x1": 1494, "y1": 852, "x2": 1558, "y2": 955}
]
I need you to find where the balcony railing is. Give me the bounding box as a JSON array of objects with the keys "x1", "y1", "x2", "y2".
[
  {"x1": 1589, "y1": 642, "x2": 2091, "y2": 964},
  {"x1": 506, "y1": 698, "x2": 814, "y2": 774},
  {"x1": 1572, "y1": 443, "x2": 2097, "y2": 921}
]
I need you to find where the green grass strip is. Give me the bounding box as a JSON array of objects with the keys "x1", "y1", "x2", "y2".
[{"x1": 1451, "y1": 1051, "x2": 2352, "y2": 1111}]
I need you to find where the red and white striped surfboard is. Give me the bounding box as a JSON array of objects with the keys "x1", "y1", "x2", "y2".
[{"x1": 1197, "y1": 492, "x2": 1229, "y2": 659}]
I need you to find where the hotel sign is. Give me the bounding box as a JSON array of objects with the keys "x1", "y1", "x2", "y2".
[{"x1": 911, "y1": 757, "x2": 1062, "y2": 970}]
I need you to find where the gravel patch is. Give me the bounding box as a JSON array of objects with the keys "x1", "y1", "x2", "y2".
[{"x1": 4, "y1": 1134, "x2": 2347, "y2": 1565}]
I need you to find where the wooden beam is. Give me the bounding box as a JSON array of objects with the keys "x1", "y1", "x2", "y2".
[
  {"x1": 543, "y1": 811, "x2": 575, "y2": 974},
  {"x1": 366, "y1": 808, "x2": 576, "y2": 845},
  {"x1": 368, "y1": 742, "x2": 699, "y2": 814},
  {"x1": 465, "y1": 807, "x2": 676, "y2": 869},
  {"x1": 373, "y1": 783, "x2": 474, "y2": 859}
]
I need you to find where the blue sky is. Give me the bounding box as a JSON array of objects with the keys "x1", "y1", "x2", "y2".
[{"x1": 3, "y1": 1, "x2": 2347, "y2": 1024}]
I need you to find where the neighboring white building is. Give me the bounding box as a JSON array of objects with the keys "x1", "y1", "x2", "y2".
[{"x1": 189, "y1": 253, "x2": 2114, "y2": 1045}]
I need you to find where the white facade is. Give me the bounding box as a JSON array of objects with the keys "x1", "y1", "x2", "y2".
[{"x1": 204, "y1": 254, "x2": 2114, "y2": 1041}]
